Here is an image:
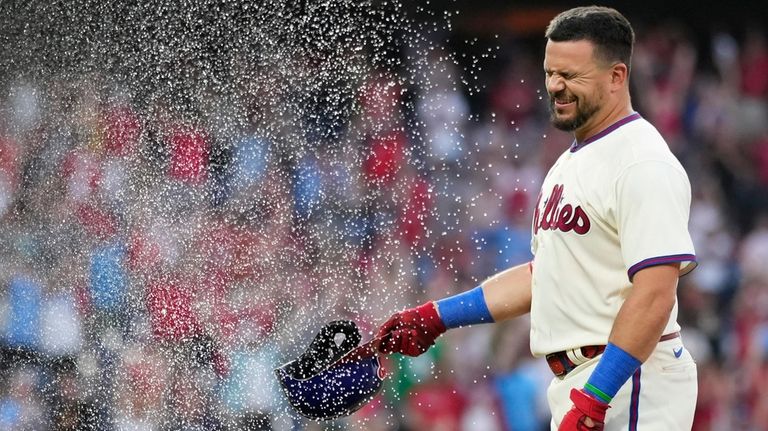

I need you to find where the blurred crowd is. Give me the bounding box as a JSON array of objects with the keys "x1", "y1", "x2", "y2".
[{"x1": 0, "y1": 14, "x2": 767, "y2": 431}]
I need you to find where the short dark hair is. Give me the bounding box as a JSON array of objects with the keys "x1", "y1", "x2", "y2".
[{"x1": 545, "y1": 6, "x2": 635, "y2": 70}]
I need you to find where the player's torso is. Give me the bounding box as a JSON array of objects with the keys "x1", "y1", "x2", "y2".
[
  {"x1": 530, "y1": 140, "x2": 629, "y2": 355},
  {"x1": 528, "y1": 116, "x2": 682, "y2": 356}
]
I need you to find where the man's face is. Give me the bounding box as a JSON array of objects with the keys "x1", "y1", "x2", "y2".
[{"x1": 543, "y1": 39, "x2": 611, "y2": 132}]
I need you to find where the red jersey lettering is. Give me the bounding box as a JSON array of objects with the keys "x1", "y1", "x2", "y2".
[{"x1": 534, "y1": 184, "x2": 591, "y2": 235}]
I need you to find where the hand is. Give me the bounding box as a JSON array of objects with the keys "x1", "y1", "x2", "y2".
[
  {"x1": 376, "y1": 302, "x2": 446, "y2": 356},
  {"x1": 558, "y1": 388, "x2": 610, "y2": 431}
]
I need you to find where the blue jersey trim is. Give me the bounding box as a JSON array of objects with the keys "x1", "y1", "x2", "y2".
[
  {"x1": 570, "y1": 112, "x2": 642, "y2": 152},
  {"x1": 627, "y1": 254, "x2": 697, "y2": 281},
  {"x1": 629, "y1": 368, "x2": 641, "y2": 431}
]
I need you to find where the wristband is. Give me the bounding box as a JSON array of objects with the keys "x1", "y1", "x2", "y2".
[
  {"x1": 435, "y1": 285, "x2": 494, "y2": 329},
  {"x1": 583, "y1": 342, "x2": 641, "y2": 403}
]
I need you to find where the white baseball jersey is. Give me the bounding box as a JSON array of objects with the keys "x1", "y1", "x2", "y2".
[{"x1": 529, "y1": 112, "x2": 696, "y2": 357}]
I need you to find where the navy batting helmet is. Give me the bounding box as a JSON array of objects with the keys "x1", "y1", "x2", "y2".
[{"x1": 275, "y1": 320, "x2": 386, "y2": 420}]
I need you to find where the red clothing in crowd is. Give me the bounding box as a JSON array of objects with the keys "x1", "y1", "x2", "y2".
[
  {"x1": 754, "y1": 135, "x2": 768, "y2": 185},
  {"x1": 127, "y1": 230, "x2": 162, "y2": 274},
  {"x1": 741, "y1": 32, "x2": 768, "y2": 98},
  {"x1": 0, "y1": 136, "x2": 20, "y2": 188},
  {"x1": 146, "y1": 275, "x2": 201, "y2": 342},
  {"x1": 167, "y1": 124, "x2": 210, "y2": 185},
  {"x1": 490, "y1": 75, "x2": 538, "y2": 127},
  {"x1": 104, "y1": 105, "x2": 141, "y2": 157},
  {"x1": 75, "y1": 203, "x2": 118, "y2": 240},
  {"x1": 364, "y1": 132, "x2": 406, "y2": 187},
  {"x1": 199, "y1": 219, "x2": 267, "y2": 282},
  {"x1": 406, "y1": 381, "x2": 468, "y2": 431},
  {"x1": 399, "y1": 175, "x2": 432, "y2": 248}
]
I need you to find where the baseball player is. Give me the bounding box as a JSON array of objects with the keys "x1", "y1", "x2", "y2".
[{"x1": 377, "y1": 6, "x2": 698, "y2": 430}]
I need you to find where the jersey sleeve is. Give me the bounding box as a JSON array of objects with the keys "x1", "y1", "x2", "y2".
[{"x1": 615, "y1": 160, "x2": 697, "y2": 280}]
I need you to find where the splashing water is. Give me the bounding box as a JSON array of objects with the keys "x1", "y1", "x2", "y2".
[{"x1": 0, "y1": 0, "x2": 551, "y2": 429}]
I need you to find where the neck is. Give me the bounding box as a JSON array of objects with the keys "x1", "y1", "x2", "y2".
[{"x1": 574, "y1": 101, "x2": 633, "y2": 143}]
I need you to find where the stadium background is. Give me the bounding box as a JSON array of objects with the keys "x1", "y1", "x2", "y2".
[{"x1": 0, "y1": 1, "x2": 767, "y2": 430}]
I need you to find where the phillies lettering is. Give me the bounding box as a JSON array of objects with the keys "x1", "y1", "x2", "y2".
[{"x1": 533, "y1": 184, "x2": 591, "y2": 235}]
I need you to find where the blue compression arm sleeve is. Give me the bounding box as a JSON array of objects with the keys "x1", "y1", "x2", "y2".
[
  {"x1": 435, "y1": 285, "x2": 494, "y2": 329},
  {"x1": 583, "y1": 342, "x2": 642, "y2": 403}
]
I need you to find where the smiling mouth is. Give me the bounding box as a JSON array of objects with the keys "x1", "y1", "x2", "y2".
[{"x1": 553, "y1": 96, "x2": 576, "y2": 108}]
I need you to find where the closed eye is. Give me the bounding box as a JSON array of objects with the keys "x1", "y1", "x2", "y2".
[{"x1": 545, "y1": 70, "x2": 573, "y2": 80}]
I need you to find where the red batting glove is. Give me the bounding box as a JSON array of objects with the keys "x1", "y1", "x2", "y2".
[
  {"x1": 376, "y1": 302, "x2": 447, "y2": 357},
  {"x1": 558, "y1": 388, "x2": 610, "y2": 431}
]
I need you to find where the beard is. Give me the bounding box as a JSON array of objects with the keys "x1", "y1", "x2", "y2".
[{"x1": 548, "y1": 90, "x2": 602, "y2": 132}]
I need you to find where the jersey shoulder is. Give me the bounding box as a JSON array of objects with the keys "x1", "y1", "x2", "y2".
[{"x1": 619, "y1": 118, "x2": 684, "y2": 169}]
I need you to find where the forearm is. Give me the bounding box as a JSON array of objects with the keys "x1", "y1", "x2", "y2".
[
  {"x1": 433, "y1": 261, "x2": 532, "y2": 328},
  {"x1": 608, "y1": 263, "x2": 679, "y2": 362},
  {"x1": 480, "y1": 262, "x2": 533, "y2": 322},
  {"x1": 580, "y1": 263, "x2": 680, "y2": 406}
]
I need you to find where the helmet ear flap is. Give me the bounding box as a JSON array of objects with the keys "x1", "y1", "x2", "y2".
[{"x1": 285, "y1": 320, "x2": 362, "y2": 379}]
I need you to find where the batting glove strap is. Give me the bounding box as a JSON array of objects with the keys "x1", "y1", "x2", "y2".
[{"x1": 558, "y1": 388, "x2": 610, "y2": 431}]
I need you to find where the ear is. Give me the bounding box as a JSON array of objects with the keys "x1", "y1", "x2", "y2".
[{"x1": 609, "y1": 63, "x2": 629, "y2": 91}]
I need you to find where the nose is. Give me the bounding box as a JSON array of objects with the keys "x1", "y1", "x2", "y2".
[{"x1": 546, "y1": 74, "x2": 565, "y2": 95}]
